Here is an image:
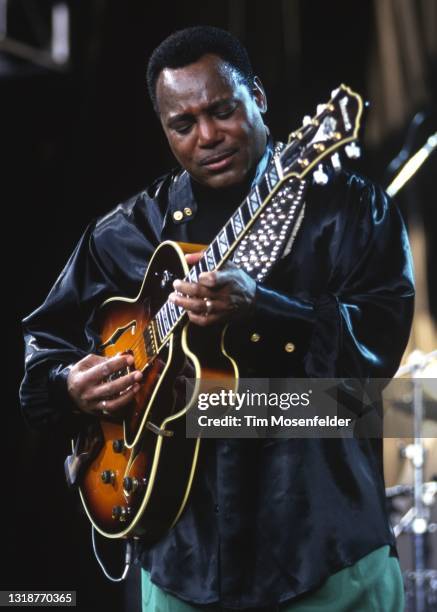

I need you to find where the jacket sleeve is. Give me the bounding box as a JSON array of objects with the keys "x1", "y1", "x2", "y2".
[
  {"x1": 19, "y1": 221, "x2": 121, "y2": 430},
  {"x1": 246, "y1": 177, "x2": 415, "y2": 379},
  {"x1": 19, "y1": 178, "x2": 167, "y2": 431}
]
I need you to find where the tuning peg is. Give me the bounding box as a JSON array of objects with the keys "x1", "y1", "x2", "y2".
[
  {"x1": 313, "y1": 164, "x2": 329, "y2": 185},
  {"x1": 302, "y1": 115, "x2": 312, "y2": 126},
  {"x1": 330, "y1": 153, "x2": 342, "y2": 173},
  {"x1": 331, "y1": 87, "x2": 339, "y2": 98},
  {"x1": 317, "y1": 104, "x2": 326, "y2": 115},
  {"x1": 345, "y1": 141, "x2": 361, "y2": 159}
]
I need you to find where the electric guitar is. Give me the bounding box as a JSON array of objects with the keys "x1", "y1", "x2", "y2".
[{"x1": 67, "y1": 84, "x2": 364, "y2": 541}]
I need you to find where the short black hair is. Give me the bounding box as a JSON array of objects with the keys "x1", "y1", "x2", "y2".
[{"x1": 146, "y1": 26, "x2": 254, "y2": 113}]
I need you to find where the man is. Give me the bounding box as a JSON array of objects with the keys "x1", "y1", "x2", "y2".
[{"x1": 21, "y1": 26, "x2": 414, "y2": 611}]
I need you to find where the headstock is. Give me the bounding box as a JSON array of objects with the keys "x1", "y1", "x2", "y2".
[{"x1": 280, "y1": 84, "x2": 364, "y2": 182}]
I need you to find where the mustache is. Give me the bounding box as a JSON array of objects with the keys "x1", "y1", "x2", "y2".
[{"x1": 199, "y1": 149, "x2": 237, "y2": 166}]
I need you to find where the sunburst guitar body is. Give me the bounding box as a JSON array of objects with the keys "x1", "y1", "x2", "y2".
[{"x1": 76, "y1": 240, "x2": 238, "y2": 541}]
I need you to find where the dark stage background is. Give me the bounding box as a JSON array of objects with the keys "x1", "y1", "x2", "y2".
[{"x1": 3, "y1": 1, "x2": 436, "y2": 610}]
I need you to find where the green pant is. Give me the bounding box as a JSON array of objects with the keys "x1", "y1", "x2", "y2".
[{"x1": 141, "y1": 545, "x2": 405, "y2": 611}]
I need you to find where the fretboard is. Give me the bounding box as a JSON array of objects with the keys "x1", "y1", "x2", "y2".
[{"x1": 148, "y1": 154, "x2": 286, "y2": 350}]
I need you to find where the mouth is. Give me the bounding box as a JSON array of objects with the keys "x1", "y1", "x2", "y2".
[{"x1": 199, "y1": 149, "x2": 238, "y2": 172}]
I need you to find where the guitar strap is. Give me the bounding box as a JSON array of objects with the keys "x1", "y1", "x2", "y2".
[{"x1": 232, "y1": 141, "x2": 309, "y2": 282}]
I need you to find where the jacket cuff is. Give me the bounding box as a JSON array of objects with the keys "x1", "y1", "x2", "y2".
[{"x1": 48, "y1": 363, "x2": 79, "y2": 415}]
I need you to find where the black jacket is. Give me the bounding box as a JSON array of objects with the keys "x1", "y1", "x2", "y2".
[{"x1": 20, "y1": 163, "x2": 414, "y2": 608}]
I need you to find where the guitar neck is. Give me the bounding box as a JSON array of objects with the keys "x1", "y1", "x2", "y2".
[{"x1": 152, "y1": 153, "x2": 286, "y2": 347}]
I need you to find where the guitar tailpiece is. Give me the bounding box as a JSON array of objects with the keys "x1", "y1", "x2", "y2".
[{"x1": 91, "y1": 526, "x2": 133, "y2": 583}]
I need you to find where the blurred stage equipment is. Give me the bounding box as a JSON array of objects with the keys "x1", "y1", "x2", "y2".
[
  {"x1": 392, "y1": 350, "x2": 437, "y2": 612},
  {"x1": 386, "y1": 132, "x2": 437, "y2": 198},
  {"x1": 0, "y1": 0, "x2": 70, "y2": 71},
  {"x1": 384, "y1": 105, "x2": 437, "y2": 609},
  {"x1": 385, "y1": 107, "x2": 437, "y2": 358}
]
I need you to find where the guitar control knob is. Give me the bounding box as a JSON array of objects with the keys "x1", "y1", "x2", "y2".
[
  {"x1": 112, "y1": 505, "x2": 122, "y2": 520},
  {"x1": 112, "y1": 439, "x2": 124, "y2": 453},
  {"x1": 101, "y1": 470, "x2": 115, "y2": 484},
  {"x1": 123, "y1": 477, "x2": 139, "y2": 493},
  {"x1": 112, "y1": 505, "x2": 130, "y2": 522}
]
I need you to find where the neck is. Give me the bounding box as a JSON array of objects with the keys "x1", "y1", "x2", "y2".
[{"x1": 191, "y1": 174, "x2": 255, "y2": 207}]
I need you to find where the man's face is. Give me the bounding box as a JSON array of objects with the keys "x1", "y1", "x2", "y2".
[{"x1": 155, "y1": 54, "x2": 267, "y2": 190}]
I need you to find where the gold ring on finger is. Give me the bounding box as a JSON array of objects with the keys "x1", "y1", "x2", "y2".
[
  {"x1": 203, "y1": 297, "x2": 213, "y2": 316},
  {"x1": 101, "y1": 399, "x2": 110, "y2": 415}
]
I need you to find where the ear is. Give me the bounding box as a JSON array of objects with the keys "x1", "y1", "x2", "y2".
[{"x1": 252, "y1": 76, "x2": 268, "y2": 113}]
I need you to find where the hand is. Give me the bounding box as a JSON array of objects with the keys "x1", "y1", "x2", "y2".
[
  {"x1": 169, "y1": 252, "x2": 256, "y2": 327},
  {"x1": 67, "y1": 353, "x2": 143, "y2": 416}
]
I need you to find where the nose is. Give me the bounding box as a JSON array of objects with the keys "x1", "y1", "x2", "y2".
[{"x1": 197, "y1": 117, "x2": 223, "y2": 149}]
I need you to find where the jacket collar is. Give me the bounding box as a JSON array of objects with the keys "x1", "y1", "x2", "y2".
[{"x1": 165, "y1": 137, "x2": 275, "y2": 230}]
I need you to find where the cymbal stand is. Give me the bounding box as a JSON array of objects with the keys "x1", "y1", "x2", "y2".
[{"x1": 395, "y1": 350, "x2": 437, "y2": 611}]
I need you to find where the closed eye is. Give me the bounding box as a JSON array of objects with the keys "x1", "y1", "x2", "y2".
[
  {"x1": 213, "y1": 102, "x2": 238, "y2": 120},
  {"x1": 172, "y1": 123, "x2": 193, "y2": 135},
  {"x1": 215, "y1": 108, "x2": 236, "y2": 119}
]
